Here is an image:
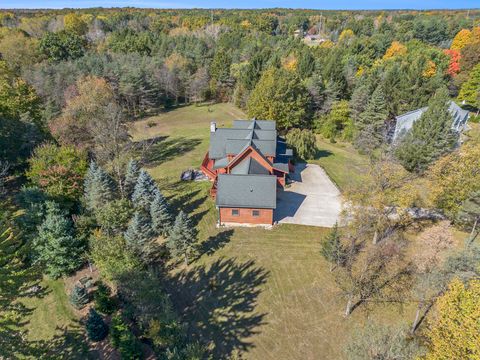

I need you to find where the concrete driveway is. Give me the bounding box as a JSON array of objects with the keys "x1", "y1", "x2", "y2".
[{"x1": 275, "y1": 163, "x2": 342, "y2": 227}]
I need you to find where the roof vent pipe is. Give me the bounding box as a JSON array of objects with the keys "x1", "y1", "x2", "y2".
[{"x1": 210, "y1": 121, "x2": 216, "y2": 133}]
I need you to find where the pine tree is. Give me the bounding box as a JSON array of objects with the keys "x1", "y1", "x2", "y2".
[
  {"x1": 84, "y1": 162, "x2": 116, "y2": 212},
  {"x1": 85, "y1": 308, "x2": 108, "y2": 342},
  {"x1": 69, "y1": 284, "x2": 90, "y2": 309},
  {"x1": 124, "y1": 211, "x2": 156, "y2": 263},
  {"x1": 354, "y1": 85, "x2": 388, "y2": 153},
  {"x1": 123, "y1": 159, "x2": 140, "y2": 199},
  {"x1": 395, "y1": 88, "x2": 457, "y2": 173},
  {"x1": 83, "y1": 161, "x2": 98, "y2": 200},
  {"x1": 458, "y1": 63, "x2": 480, "y2": 109},
  {"x1": 150, "y1": 190, "x2": 172, "y2": 237},
  {"x1": 33, "y1": 202, "x2": 84, "y2": 279},
  {"x1": 320, "y1": 223, "x2": 346, "y2": 271},
  {"x1": 131, "y1": 169, "x2": 157, "y2": 210},
  {"x1": 167, "y1": 211, "x2": 197, "y2": 266},
  {"x1": 350, "y1": 81, "x2": 371, "y2": 123}
]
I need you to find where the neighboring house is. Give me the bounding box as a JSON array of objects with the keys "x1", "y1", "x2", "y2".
[
  {"x1": 393, "y1": 101, "x2": 469, "y2": 141},
  {"x1": 303, "y1": 34, "x2": 329, "y2": 46},
  {"x1": 201, "y1": 119, "x2": 293, "y2": 226}
]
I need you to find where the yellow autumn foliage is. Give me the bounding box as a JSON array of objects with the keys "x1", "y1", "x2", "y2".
[
  {"x1": 281, "y1": 53, "x2": 298, "y2": 71},
  {"x1": 428, "y1": 140, "x2": 480, "y2": 217},
  {"x1": 64, "y1": 13, "x2": 88, "y2": 35},
  {"x1": 425, "y1": 278, "x2": 480, "y2": 360},
  {"x1": 423, "y1": 60, "x2": 437, "y2": 78},
  {"x1": 319, "y1": 39, "x2": 334, "y2": 48},
  {"x1": 382, "y1": 41, "x2": 407, "y2": 60},
  {"x1": 450, "y1": 28, "x2": 473, "y2": 50},
  {"x1": 339, "y1": 29, "x2": 354, "y2": 43}
]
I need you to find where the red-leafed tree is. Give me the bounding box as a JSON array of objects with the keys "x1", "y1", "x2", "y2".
[{"x1": 443, "y1": 49, "x2": 461, "y2": 77}]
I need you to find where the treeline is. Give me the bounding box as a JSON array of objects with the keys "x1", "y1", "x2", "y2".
[{"x1": 1, "y1": 8, "x2": 478, "y2": 168}]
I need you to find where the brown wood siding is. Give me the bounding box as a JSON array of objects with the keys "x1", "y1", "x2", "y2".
[{"x1": 219, "y1": 207, "x2": 273, "y2": 225}]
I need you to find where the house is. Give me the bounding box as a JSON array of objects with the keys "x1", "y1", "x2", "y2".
[
  {"x1": 201, "y1": 119, "x2": 293, "y2": 226},
  {"x1": 303, "y1": 34, "x2": 329, "y2": 46},
  {"x1": 393, "y1": 101, "x2": 469, "y2": 141}
]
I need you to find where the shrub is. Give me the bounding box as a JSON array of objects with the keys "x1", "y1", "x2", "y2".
[
  {"x1": 69, "y1": 284, "x2": 90, "y2": 309},
  {"x1": 286, "y1": 128, "x2": 317, "y2": 160},
  {"x1": 85, "y1": 308, "x2": 108, "y2": 342},
  {"x1": 94, "y1": 282, "x2": 116, "y2": 314}
]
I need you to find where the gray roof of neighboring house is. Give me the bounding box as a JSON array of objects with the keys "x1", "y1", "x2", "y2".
[
  {"x1": 393, "y1": 101, "x2": 469, "y2": 141},
  {"x1": 216, "y1": 174, "x2": 277, "y2": 209},
  {"x1": 209, "y1": 120, "x2": 278, "y2": 159}
]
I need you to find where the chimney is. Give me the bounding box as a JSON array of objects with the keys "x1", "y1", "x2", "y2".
[{"x1": 210, "y1": 121, "x2": 216, "y2": 133}]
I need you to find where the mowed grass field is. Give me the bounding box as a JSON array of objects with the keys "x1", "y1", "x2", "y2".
[{"x1": 133, "y1": 103, "x2": 408, "y2": 359}]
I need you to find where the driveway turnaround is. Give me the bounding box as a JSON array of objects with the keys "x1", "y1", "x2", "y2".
[{"x1": 275, "y1": 163, "x2": 342, "y2": 227}]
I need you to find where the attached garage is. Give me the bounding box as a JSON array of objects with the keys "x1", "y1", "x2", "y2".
[{"x1": 215, "y1": 174, "x2": 277, "y2": 226}]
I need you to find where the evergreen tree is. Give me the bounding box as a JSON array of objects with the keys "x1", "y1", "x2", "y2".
[
  {"x1": 94, "y1": 282, "x2": 116, "y2": 314},
  {"x1": 69, "y1": 284, "x2": 90, "y2": 309},
  {"x1": 124, "y1": 211, "x2": 156, "y2": 263},
  {"x1": 131, "y1": 169, "x2": 157, "y2": 210},
  {"x1": 85, "y1": 308, "x2": 108, "y2": 342},
  {"x1": 84, "y1": 162, "x2": 116, "y2": 212},
  {"x1": 458, "y1": 63, "x2": 480, "y2": 109},
  {"x1": 33, "y1": 202, "x2": 84, "y2": 279},
  {"x1": 123, "y1": 159, "x2": 140, "y2": 199},
  {"x1": 350, "y1": 81, "x2": 371, "y2": 124},
  {"x1": 354, "y1": 85, "x2": 388, "y2": 153},
  {"x1": 150, "y1": 190, "x2": 172, "y2": 237},
  {"x1": 395, "y1": 88, "x2": 457, "y2": 173},
  {"x1": 110, "y1": 314, "x2": 143, "y2": 358},
  {"x1": 167, "y1": 211, "x2": 197, "y2": 266},
  {"x1": 320, "y1": 223, "x2": 346, "y2": 271}
]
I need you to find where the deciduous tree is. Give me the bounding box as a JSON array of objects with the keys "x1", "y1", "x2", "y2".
[
  {"x1": 285, "y1": 128, "x2": 317, "y2": 160},
  {"x1": 27, "y1": 144, "x2": 87, "y2": 208},
  {"x1": 424, "y1": 278, "x2": 480, "y2": 360},
  {"x1": 247, "y1": 67, "x2": 311, "y2": 131}
]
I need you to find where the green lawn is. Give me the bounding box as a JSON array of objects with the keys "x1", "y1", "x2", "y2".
[
  {"x1": 137, "y1": 103, "x2": 410, "y2": 359},
  {"x1": 18, "y1": 277, "x2": 89, "y2": 358},
  {"x1": 312, "y1": 137, "x2": 369, "y2": 191}
]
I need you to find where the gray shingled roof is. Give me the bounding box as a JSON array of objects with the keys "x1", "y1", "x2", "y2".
[
  {"x1": 209, "y1": 120, "x2": 278, "y2": 159},
  {"x1": 233, "y1": 119, "x2": 276, "y2": 130},
  {"x1": 230, "y1": 157, "x2": 270, "y2": 175},
  {"x1": 393, "y1": 101, "x2": 469, "y2": 141},
  {"x1": 216, "y1": 174, "x2": 277, "y2": 209}
]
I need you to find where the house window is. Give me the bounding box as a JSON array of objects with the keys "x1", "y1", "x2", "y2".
[
  {"x1": 232, "y1": 209, "x2": 239, "y2": 216},
  {"x1": 252, "y1": 210, "x2": 260, "y2": 217}
]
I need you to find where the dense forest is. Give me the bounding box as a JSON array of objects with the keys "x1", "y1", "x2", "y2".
[{"x1": 1, "y1": 7, "x2": 480, "y2": 359}]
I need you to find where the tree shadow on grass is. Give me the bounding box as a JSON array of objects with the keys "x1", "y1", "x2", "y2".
[
  {"x1": 315, "y1": 148, "x2": 333, "y2": 160},
  {"x1": 166, "y1": 257, "x2": 269, "y2": 359},
  {"x1": 197, "y1": 230, "x2": 234, "y2": 258},
  {"x1": 134, "y1": 136, "x2": 202, "y2": 168},
  {"x1": 168, "y1": 187, "x2": 210, "y2": 227},
  {"x1": 31, "y1": 324, "x2": 93, "y2": 359}
]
